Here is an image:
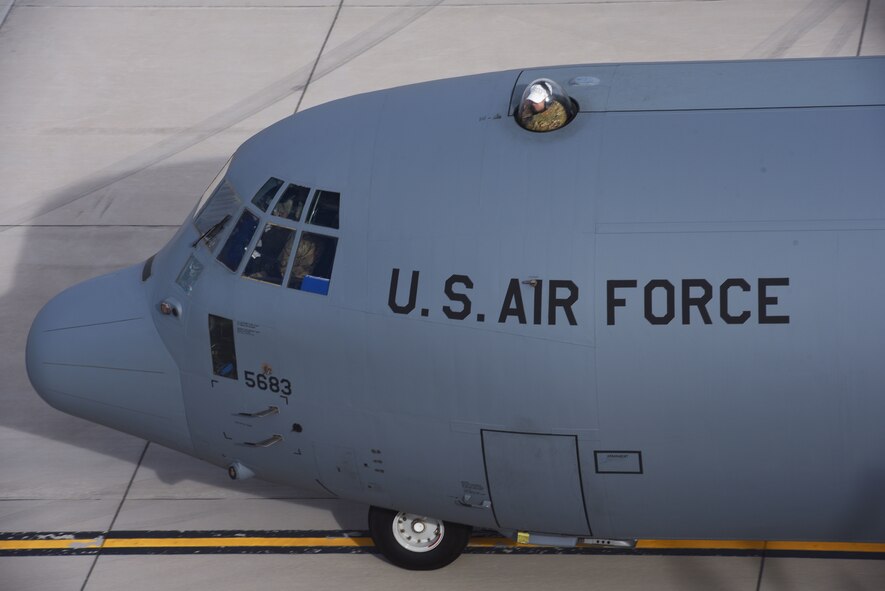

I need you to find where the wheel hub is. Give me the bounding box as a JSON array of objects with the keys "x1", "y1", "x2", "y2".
[{"x1": 392, "y1": 512, "x2": 444, "y2": 553}]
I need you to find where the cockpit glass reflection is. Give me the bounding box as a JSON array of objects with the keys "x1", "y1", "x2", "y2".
[
  {"x1": 217, "y1": 210, "x2": 259, "y2": 272},
  {"x1": 242, "y1": 224, "x2": 296, "y2": 286},
  {"x1": 288, "y1": 232, "x2": 338, "y2": 295},
  {"x1": 306, "y1": 190, "x2": 340, "y2": 229},
  {"x1": 208, "y1": 314, "x2": 238, "y2": 380},
  {"x1": 516, "y1": 78, "x2": 577, "y2": 133},
  {"x1": 193, "y1": 157, "x2": 231, "y2": 215},
  {"x1": 272, "y1": 184, "x2": 310, "y2": 221},
  {"x1": 251, "y1": 177, "x2": 284, "y2": 212},
  {"x1": 194, "y1": 181, "x2": 241, "y2": 249},
  {"x1": 175, "y1": 255, "x2": 204, "y2": 294}
]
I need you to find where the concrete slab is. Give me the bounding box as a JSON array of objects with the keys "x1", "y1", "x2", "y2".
[
  {"x1": 21, "y1": 0, "x2": 338, "y2": 6},
  {"x1": 0, "y1": 229, "x2": 158, "y2": 505},
  {"x1": 0, "y1": 556, "x2": 95, "y2": 591},
  {"x1": 860, "y1": 0, "x2": 885, "y2": 55},
  {"x1": 83, "y1": 554, "x2": 762, "y2": 591},
  {"x1": 0, "y1": 4, "x2": 336, "y2": 226},
  {"x1": 113, "y1": 498, "x2": 367, "y2": 531},
  {"x1": 299, "y1": 0, "x2": 871, "y2": 110},
  {"x1": 0, "y1": 500, "x2": 120, "y2": 531},
  {"x1": 1, "y1": 2, "x2": 883, "y2": 590},
  {"x1": 0, "y1": 423, "x2": 144, "y2": 501},
  {"x1": 760, "y1": 557, "x2": 885, "y2": 590},
  {"x1": 26, "y1": 150, "x2": 235, "y2": 227}
]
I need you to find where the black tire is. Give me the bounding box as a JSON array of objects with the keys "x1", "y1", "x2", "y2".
[{"x1": 368, "y1": 506, "x2": 471, "y2": 570}]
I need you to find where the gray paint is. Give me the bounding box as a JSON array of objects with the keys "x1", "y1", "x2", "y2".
[
  {"x1": 483, "y1": 431, "x2": 591, "y2": 536},
  {"x1": 26, "y1": 56, "x2": 885, "y2": 542}
]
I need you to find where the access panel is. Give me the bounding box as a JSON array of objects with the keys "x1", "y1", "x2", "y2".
[{"x1": 482, "y1": 431, "x2": 591, "y2": 536}]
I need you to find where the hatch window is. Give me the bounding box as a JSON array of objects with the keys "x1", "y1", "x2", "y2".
[
  {"x1": 305, "y1": 190, "x2": 340, "y2": 229},
  {"x1": 194, "y1": 181, "x2": 241, "y2": 250},
  {"x1": 208, "y1": 314, "x2": 238, "y2": 380},
  {"x1": 251, "y1": 177, "x2": 284, "y2": 212},
  {"x1": 243, "y1": 224, "x2": 296, "y2": 286},
  {"x1": 272, "y1": 183, "x2": 310, "y2": 221},
  {"x1": 288, "y1": 232, "x2": 338, "y2": 295},
  {"x1": 217, "y1": 210, "x2": 259, "y2": 272}
]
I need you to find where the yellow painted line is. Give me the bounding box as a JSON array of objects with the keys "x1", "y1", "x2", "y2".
[
  {"x1": 468, "y1": 537, "x2": 518, "y2": 548},
  {"x1": 636, "y1": 540, "x2": 885, "y2": 553},
  {"x1": 2, "y1": 536, "x2": 885, "y2": 554},
  {"x1": 101, "y1": 537, "x2": 373, "y2": 549},
  {"x1": 766, "y1": 541, "x2": 885, "y2": 553},
  {"x1": 636, "y1": 539, "x2": 766, "y2": 551},
  {"x1": 0, "y1": 539, "x2": 102, "y2": 550}
]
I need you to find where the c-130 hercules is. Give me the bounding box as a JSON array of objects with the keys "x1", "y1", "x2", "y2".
[{"x1": 26, "y1": 56, "x2": 885, "y2": 569}]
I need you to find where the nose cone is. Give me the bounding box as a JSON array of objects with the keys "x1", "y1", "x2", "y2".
[{"x1": 27, "y1": 264, "x2": 193, "y2": 454}]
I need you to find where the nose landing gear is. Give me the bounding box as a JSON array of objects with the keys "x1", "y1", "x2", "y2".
[{"x1": 368, "y1": 506, "x2": 471, "y2": 570}]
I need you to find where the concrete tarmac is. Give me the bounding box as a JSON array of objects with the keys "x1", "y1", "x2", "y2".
[{"x1": 1, "y1": 1, "x2": 884, "y2": 589}]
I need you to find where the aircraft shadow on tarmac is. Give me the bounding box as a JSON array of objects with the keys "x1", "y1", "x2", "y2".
[{"x1": 4, "y1": 157, "x2": 367, "y2": 532}]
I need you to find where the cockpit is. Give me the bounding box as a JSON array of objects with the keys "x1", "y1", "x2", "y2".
[{"x1": 186, "y1": 163, "x2": 340, "y2": 297}]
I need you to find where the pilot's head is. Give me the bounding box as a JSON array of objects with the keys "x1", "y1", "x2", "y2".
[{"x1": 525, "y1": 82, "x2": 552, "y2": 113}]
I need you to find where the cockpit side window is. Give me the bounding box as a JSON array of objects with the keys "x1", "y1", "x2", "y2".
[
  {"x1": 194, "y1": 181, "x2": 241, "y2": 250},
  {"x1": 217, "y1": 210, "x2": 259, "y2": 272},
  {"x1": 242, "y1": 224, "x2": 296, "y2": 286},
  {"x1": 193, "y1": 158, "x2": 232, "y2": 216},
  {"x1": 272, "y1": 184, "x2": 310, "y2": 221},
  {"x1": 305, "y1": 190, "x2": 340, "y2": 229},
  {"x1": 251, "y1": 177, "x2": 284, "y2": 212},
  {"x1": 287, "y1": 232, "x2": 338, "y2": 295},
  {"x1": 208, "y1": 314, "x2": 238, "y2": 380}
]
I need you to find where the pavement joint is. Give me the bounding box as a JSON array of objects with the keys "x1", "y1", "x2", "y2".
[{"x1": 78, "y1": 441, "x2": 150, "y2": 591}]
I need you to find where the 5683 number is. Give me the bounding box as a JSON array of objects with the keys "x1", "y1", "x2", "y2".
[{"x1": 244, "y1": 371, "x2": 292, "y2": 395}]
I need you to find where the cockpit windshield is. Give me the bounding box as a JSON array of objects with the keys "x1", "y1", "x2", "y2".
[
  {"x1": 193, "y1": 158, "x2": 231, "y2": 216},
  {"x1": 193, "y1": 181, "x2": 241, "y2": 250},
  {"x1": 190, "y1": 172, "x2": 342, "y2": 297},
  {"x1": 272, "y1": 184, "x2": 310, "y2": 221}
]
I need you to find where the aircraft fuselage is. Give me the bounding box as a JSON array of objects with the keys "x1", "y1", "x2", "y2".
[{"x1": 28, "y1": 57, "x2": 885, "y2": 549}]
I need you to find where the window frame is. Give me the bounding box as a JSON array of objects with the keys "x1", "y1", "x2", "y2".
[
  {"x1": 241, "y1": 222, "x2": 298, "y2": 286},
  {"x1": 208, "y1": 176, "x2": 341, "y2": 295}
]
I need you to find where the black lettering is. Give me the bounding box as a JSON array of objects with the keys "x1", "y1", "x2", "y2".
[
  {"x1": 720, "y1": 278, "x2": 751, "y2": 324},
  {"x1": 682, "y1": 279, "x2": 713, "y2": 325},
  {"x1": 388, "y1": 268, "x2": 419, "y2": 314},
  {"x1": 759, "y1": 277, "x2": 790, "y2": 324},
  {"x1": 443, "y1": 274, "x2": 473, "y2": 320},
  {"x1": 644, "y1": 280, "x2": 675, "y2": 325},
  {"x1": 607, "y1": 280, "x2": 637, "y2": 325},
  {"x1": 498, "y1": 279, "x2": 527, "y2": 324},
  {"x1": 548, "y1": 280, "x2": 578, "y2": 326},
  {"x1": 533, "y1": 280, "x2": 544, "y2": 325}
]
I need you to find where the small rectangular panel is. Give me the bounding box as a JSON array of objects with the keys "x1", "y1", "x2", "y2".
[{"x1": 594, "y1": 451, "x2": 643, "y2": 474}]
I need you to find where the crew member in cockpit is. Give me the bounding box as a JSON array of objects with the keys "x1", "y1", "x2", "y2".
[{"x1": 518, "y1": 81, "x2": 568, "y2": 132}]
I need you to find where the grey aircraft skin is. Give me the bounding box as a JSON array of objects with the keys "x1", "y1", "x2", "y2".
[{"x1": 26, "y1": 56, "x2": 885, "y2": 568}]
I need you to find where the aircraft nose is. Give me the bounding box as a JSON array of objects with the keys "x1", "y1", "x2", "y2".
[{"x1": 26, "y1": 264, "x2": 193, "y2": 454}]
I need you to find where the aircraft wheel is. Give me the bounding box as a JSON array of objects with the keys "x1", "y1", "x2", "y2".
[{"x1": 368, "y1": 506, "x2": 470, "y2": 570}]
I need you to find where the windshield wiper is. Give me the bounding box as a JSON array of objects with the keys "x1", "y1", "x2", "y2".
[{"x1": 192, "y1": 214, "x2": 231, "y2": 248}]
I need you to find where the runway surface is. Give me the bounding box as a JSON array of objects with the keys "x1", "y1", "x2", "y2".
[{"x1": 1, "y1": 1, "x2": 884, "y2": 589}]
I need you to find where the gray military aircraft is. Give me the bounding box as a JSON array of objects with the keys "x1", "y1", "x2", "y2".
[{"x1": 26, "y1": 56, "x2": 885, "y2": 569}]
